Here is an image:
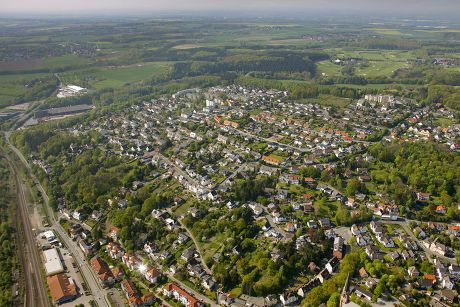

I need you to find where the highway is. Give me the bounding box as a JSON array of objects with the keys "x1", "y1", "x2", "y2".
[
  {"x1": 5, "y1": 132, "x2": 110, "y2": 307},
  {"x1": 2, "y1": 152, "x2": 51, "y2": 307}
]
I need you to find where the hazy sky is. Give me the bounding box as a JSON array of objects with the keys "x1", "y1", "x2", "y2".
[{"x1": 2, "y1": 0, "x2": 460, "y2": 16}]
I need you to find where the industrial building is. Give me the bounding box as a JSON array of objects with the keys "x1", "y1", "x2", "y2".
[
  {"x1": 47, "y1": 273, "x2": 77, "y2": 305},
  {"x1": 34, "y1": 104, "x2": 94, "y2": 119},
  {"x1": 43, "y1": 248, "x2": 64, "y2": 276},
  {"x1": 57, "y1": 85, "x2": 88, "y2": 98}
]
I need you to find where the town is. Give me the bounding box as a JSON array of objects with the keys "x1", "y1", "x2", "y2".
[{"x1": 16, "y1": 84, "x2": 459, "y2": 307}]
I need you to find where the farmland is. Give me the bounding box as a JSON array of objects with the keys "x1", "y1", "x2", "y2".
[{"x1": 0, "y1": 17, "x2": 459, "y2": 111}]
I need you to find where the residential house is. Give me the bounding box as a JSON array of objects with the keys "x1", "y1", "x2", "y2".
[
  {"x1": 145, "y1": 266, "x2": 161, "y2": 284},
  {"x1": 181, "y1": 247, "x2": 196, "y2": 262},
  {"x1": 354, "y1": 286, "x2": 373, "y2": 301},
  {"x1": 350, "y1": 224, "x2": 360, "y2": 236},
  {"x1": 441, "y1": 276, "x2": 454, "y2": 290},
  {"x1": 202, "y1": 275, "x2": 215, "y2": 290},
  {"x1": 90, "y1": 256, "x2": 114, "y2": 287},
  {"x1": 163, "y1": 283, "x2": 200, "y2": 307},
  {"x1": 121, "y1": 279, "x2": 139, "y2": 306},
  {"x1": 110, "y1": 227, "x2": 120, "y2": 242},
  {"x1": 359, "y1": 267, "x2": 369, "y2": 279},
  {"x1": 318, "y1": 218, "x2": 331, "y2": 229},
  {"x1": 262, "y1": 155, "x2": 282, "y2": 166},
  {"x1": 416, "y1": 192, "x2": 431, "y2": 201},
  {"x1": 144, "y1": 242, "x2": 158, "y2": 255},
  {"x1": 345, "y1": 198, "x2": 356, "y2": 208},
  {"x1": 370, "y1": 221, "x2": 383, "y2": 234},
  {"x1": 107, "y1": 242, "x2": 124, "y2": 260},
  {"x1": 407, "y1": 266, "x2": 419, "y2": 278},
  {"x1": 435, "y1": 205, "x2": 447, "y2": 214},
  {"x1": 440, "y1": 289, "x2": 457, "y2": 304},
  {"x1": 279, "y1": 292, "x2": 298, "y2": 306},
  {"x1": 333, "y1": 237, "x2": 344, "y2": 260},
  {"x1": 365, "y1": 246, "x2": 382, "y2": 260},
  {"x1": 122, "y1": 253, "x2": 141, "y2": 271}
]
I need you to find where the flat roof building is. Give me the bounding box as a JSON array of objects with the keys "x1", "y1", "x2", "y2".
[
  {"x1": 42, "y1": 230, "x2": 56, "y2": 242},
  {"x1": 43, "y1": 248, "x2": 64, "y2": 276}
]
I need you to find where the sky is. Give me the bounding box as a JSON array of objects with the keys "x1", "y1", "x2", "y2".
[{"x1": 2, "y1": 0, "x2": 460, "y2": 17}]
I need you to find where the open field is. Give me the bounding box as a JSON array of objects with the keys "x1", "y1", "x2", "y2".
[
  {"x1": 173, "y1": 44, "x2": 202, "y2": 49},
  {"x1": 0, "y1": 58, "x2": 44, "y2": 71},
  {"x1": 42, "y1": 54, "x2": 93, "y2": 69},
  {"x1": 367, "y1": 28, "x2": 410, "y2": 36},
  {"x1": 59, "y1": 61, "x2": 172, "y2": 89},
  {"x1": 0, "y1": 73, "x2": 52, "y2": 107}
]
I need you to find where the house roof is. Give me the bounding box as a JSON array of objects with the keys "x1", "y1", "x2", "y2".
[
  {"x1": 440, "y1": 289, "x2": 456, "y2": 302},
  {"x1": 90, "y1": 256, "x2": 111, "y2": 275},
  {"x1": 122, "y1": 279, "x2": 138, "y2": 297},
  {"x1": 47, "y1": 273, "x2": 77, "y2": 303},
  {"x1": 165, "y1": 283, "x2": 199, "y2": 307}
]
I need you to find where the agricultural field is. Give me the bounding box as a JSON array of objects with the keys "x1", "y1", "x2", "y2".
[{"x1": 0, "y1": 18, "x2": 459, "y2": 110}]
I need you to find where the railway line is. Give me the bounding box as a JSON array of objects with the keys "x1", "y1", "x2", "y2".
[{"x1": 2, "y1": 151, "x2": 51, "y2": 307}]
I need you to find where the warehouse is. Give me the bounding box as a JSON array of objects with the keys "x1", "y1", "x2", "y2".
[
  {"x1": 43, "y1": 248, "x2": 64, "y2": 276},
  {"x1": 47, "y1": 273, "x2": 77, "y2": 305}
]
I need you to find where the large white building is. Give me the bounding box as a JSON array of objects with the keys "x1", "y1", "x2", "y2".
[
  {"x1": 57, "y1": 85, "x2": 88, "y2": 98},
  {"x1": 43, "y1": 248, "x2": 64, "y2": 276}
]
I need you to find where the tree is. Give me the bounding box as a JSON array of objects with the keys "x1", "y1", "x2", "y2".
[
  {"x1": 346, "y1": 179, "x2": 361, "y2": 196},
  {"x1": 327, "y1": 292, "x2": 340, "y2": 307}
]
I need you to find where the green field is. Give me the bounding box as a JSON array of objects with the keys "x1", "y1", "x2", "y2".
[
  {"x1": 90, "y1": 62, "x2": 172, "y2": 89},
  {"x1": 59, "y1": 61, "x2": 173, "y2": 89},
  {"x1": 42, "y1": 54, "x2": 93, "y2": 69},
  {"x1": 0, "y1": 73, "x2": 52, "y2": 107}
]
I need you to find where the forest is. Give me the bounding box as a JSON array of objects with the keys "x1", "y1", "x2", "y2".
[{"x1": 0, "y1": 157, "x2": 16, "y2": 306}]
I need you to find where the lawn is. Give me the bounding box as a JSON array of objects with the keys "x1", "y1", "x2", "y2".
[{"x1": 199, "y1": 232, "x2": 226, "y2": 262}]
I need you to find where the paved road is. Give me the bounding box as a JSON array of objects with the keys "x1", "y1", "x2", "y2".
[
  {"x1": 2, "y1": 152, "x2": 51, "y2": 307},
  {"x1": 175, "y1": 216, "x2": 213, "y2": 275},
  {"x1": 5, "y1": 132, "x2": 110, "y2": 307}
]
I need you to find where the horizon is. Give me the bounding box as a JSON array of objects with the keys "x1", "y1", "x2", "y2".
[{"x1": 2, "y1": 0, "x2": 460, "y2": 20}]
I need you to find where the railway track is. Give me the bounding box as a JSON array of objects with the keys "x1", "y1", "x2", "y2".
[{"x1": 2, "y1": 152, "x2": 50, "y2": 307}]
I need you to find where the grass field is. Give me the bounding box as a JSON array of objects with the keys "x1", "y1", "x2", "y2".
[
  {"x1": 91, "y1": 62, "x2": 172, "y2": 89},
  {"x1": 356, "y1": 61, "x2": 408, "y2": 77},
  {"x1": 59, "y1": 61, "x2": 173, "y2": 89},
  {"x1": 298, "y1": 95, "x2": 351, "y2": 108},
  {"x1": 0, "y1": 73, "x2": 52, "y2": 107},
  {"x1": 367, "y1": 28, "x2": 409, "y2": 36},
  {"x1": 42, "y1": 55, "x2": 93, "y2": 69}
]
